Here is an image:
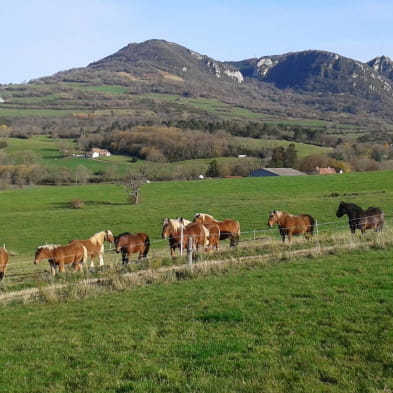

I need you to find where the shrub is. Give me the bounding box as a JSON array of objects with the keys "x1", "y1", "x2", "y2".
[{"x1": 70, "y1": 199, "x2": 84, "y2": 209}]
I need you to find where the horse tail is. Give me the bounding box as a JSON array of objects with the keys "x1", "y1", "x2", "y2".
[
  {"x1": 143, "y1": 235, "x2": 150, "y2": 257},
  {"x1": 202, "y1": 225, "x2": 209, "y2": 248},
  {"x1": 81, "y1": 245, "x2": 88, "y2": 265},
  {"x1": 308, "y1": 215, "x2": 316, "y2": 235}
]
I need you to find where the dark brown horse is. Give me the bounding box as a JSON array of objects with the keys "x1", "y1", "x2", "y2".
[
  {"x1": 114, "y1": 232, "x2": 150, "y2": 264},
  {"x1": 193, "y1": 213, "x2": 240, "y2": 247},
  {"x1": 267, "y1": 210, "x2": 315, "y2": 243},
  {"x1": 336, "y1": 201, "x2": 384, "y2": 234},
  {"x1": 0, "y1": 246, "x2": 9, "y2": 281},
  {"x1": 161, "y1": 218, "x2": 208, "y2": 257},
  {"x1": 69, "y1": 230, "x2": 114, "y2": 268},
  {"x1": 34, "y1": 243, "x2": 87, "y2": 276}
]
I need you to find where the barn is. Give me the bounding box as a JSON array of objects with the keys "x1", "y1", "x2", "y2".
[{"x1": 250, "y1": 168, "x2": 306, "y2": 177}]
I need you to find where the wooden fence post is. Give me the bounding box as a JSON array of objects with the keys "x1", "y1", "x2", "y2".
[
  {"x1": 180, "y1": 225, "x2": 184, "y2": 256},
  {"x1": 187, "y1": 237, "x2": 193, "y2": 266}
]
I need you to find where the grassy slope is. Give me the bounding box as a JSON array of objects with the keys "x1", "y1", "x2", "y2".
[
  {"x1": 4, "y1": 135, "x2": 331, "y2": 177},
  {"x1": 1, "y1": 248, "x2": 392, "y2": 392}
]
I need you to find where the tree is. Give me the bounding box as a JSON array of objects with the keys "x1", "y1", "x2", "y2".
[
  {"x1": 284, "y1": 143, "x2": 298, "y2": 168},
  {"x1": 119, "y1": 166, "x2": 149, "y2": 205},
  {"x1": 206, "y1": 159, "x2": 219, "y2": 177}
]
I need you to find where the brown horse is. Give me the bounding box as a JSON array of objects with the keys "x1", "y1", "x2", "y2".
[
  {"x1": 336, "y1": 201, "x2": 384, "y2": 234},
  {"x1": 0, "y1": 246, "x2": 9, "y2": 281},
  {"x1": 267, "y1": 210, "x2": 315, "y2": 243},
  {"x1": 69, "y1": 230, "x2": 114, "y2": 268},
  {"x1": 204, "y1": 222, "x2": 220, "y2": 252},
  {"x1": 193, "y1": 213, "x2": 240, "y2": 247},
  {"x1": 114, "y1": 232, "x2": 150, "y2": 264},
  {"x1": 34, "y1": 243, "x2": 88, "y2": 276},
  {"x1": 161, "y1": 218, "x2": 208, "y2": 257}
]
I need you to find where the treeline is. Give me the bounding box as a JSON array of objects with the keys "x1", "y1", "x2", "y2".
[{"x1": 102, "y1": 127, "x2": 269, "y2": 162}]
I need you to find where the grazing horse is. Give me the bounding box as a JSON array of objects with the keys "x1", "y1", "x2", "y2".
[
  {"x1": 193, "y1": 213, "x2": 240, "y2": 247},
  {"x1": 336, "y1": 201, "x2": 384, "y2": 234},
  {"x1": 114, "y1": 232, "x2": 150, "y2": 264},
  {"x1": 267, "y1": 210, "x2": 315, "y2": 243},
  {"x1": 161, "y1": 218, "x2": 208, "y2": 257},
  {"x1": 0, "y1": 246, "x2": 9, "y2": 281},
  {"x1": 204, "y1": 222, "x2": 220, "y2": 253},
  {"x1": 34, "y1": 243, "x2": 88, "y2": 276},
  {"x1": 69, "y1": 230, "x2": 114, "y2": 268}
]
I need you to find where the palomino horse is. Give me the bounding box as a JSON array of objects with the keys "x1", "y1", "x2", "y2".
[
  {"x1": 69, "y1": 230, "x2": 114, "y2": 268},
  {"x1": 34, "y1": 243, "x2": 88, "y2": 276},
  {"x1": 114, "y1": 232, "x2": 150, "y2": 264},
  {"x1": 336, "y1": 201, "x2": 384, "y2": 234},
  {"x1": 161, "y1": 218, "x2": 208, "y2": 257},
  {"x1": 0, "y1": 246, "x2": 9, "y2": 281},
  {"x1": 267, "y1": 210, "x2": 315, "y2": 243},
  {"x1": 193, "y1": 213, "x2": 240, "y2": 247}
]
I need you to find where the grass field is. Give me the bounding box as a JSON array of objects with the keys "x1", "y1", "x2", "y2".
[
  {"x1": 1, "y1": 170, "x2": 393, "y2": 256},
  {"x1": 1, "y1": 171, "x2": 393, "y2": 391},
  {"x1": 1, "y1": 246, "x2": 392, "y2": 392}
]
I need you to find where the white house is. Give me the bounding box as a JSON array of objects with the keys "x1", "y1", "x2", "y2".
[{"x1": 85, "y1": 148, "x2": 111, "y2": 158}]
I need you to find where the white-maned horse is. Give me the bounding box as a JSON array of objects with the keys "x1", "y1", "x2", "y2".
[{"x1": 69, "y1": 230, "x2": 114, "y2": 268}]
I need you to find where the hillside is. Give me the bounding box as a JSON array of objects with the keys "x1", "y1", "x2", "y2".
[{"x1": 24, "y1": 39, "x2": 393, "y2": 128}]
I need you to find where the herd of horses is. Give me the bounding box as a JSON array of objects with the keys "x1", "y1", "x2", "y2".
[{"x1": 0, "y1": 202, "x2": 385, "y2": 280}]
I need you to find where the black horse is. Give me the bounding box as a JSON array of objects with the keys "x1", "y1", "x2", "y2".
[{"x1": 336, "y1": 201, "x2": 384, "y2": 234}]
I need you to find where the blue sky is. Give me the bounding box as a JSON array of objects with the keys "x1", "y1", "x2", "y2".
[{"x1": 1, "y1": 0, "x2": 393, "y2": 84}]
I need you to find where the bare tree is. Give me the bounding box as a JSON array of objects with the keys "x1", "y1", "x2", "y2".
[{"x1": 119, "y1": 166, "x2": 150, "y2": 204}]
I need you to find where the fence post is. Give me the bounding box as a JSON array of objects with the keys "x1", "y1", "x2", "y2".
[
  {"x1": 180, "y1": 225, "x2": 184, "y2": 256},
  {"x1": 187, "y1": 236, "x2": 193, "y2": 266},
  {"x1": 315, "y1": 220, "x2": 319, "y2": 237}
]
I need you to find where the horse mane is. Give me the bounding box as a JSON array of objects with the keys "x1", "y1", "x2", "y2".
[
  {"x1": 176, "y1": 217, "x2": 191, "y2": 226},
  {"x1": 37, "y1": 244, "x2": 60, "y2": 251},
  {"x1": 117, "y1": 232, "x2": 131, "y2": 237},
  {"x1": 195, "y1": 213, "x2": 215, "y2": 221},
  {"x1": 89, "y1": 230, "x2": 110, "y2": 245},
  {"x1": 272, "y1": 210, "x2": 283, "y2": 218}
]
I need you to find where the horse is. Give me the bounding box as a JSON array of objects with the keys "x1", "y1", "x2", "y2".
[
  {"x1": 336, "y1": 201, "x2": 384, "y2": 234},
  {"x1": 114, "y1": 232, "x2": 150, "y2": 264},
  {"x1": 267, "y1": 210, "x2": 315, "y2": 243},
  {"x1": 0, "y1": 246, "x2": 9, "y2": 281},
  {"x1": 161, "y1": 218, "x2": 208, "y2": 257},
  {"x1": 34, "y1": 243, "x2": 88, "y2": 276},
  {"x1": 204, "y1": 222, "x2": 220, "y2": 253},
  {"x1": 193, "y1": 213, "x2": 240, "y2": 247},
  {"x1": 69, "y1": 230, "x2": 114, "y2": 268}
]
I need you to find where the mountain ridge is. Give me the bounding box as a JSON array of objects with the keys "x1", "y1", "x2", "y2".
[{"x1": 32, "y1": 39, "x2": 393, "y2": 124}]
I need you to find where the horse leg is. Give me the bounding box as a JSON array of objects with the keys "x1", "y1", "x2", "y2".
[
  {"x1": 49, "y1": 261, "x2": 56, "y2": 276},
  {"x1": 121, "y1": 250, "x2": 128, "y2": 265},
  {"x1": 98, "y1": 244, "x2": 105, "y2": 266}
]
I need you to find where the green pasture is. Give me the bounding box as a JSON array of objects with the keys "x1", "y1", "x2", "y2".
[
  {"x1": 1, "y1": 170, "x2": 393, "y2": 257},
  {"x1": 1, "y1": 247, "x2": 393, "y2": 392}
]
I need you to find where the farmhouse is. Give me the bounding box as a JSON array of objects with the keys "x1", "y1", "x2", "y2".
[
  {"x1": 316, "y1": 166, "x2": 339, "y2": 174},
  {"x1": 85, "y1": 148, "x2": 111, "y2": 159},
  {"x1": 250, "y1": 168, "x2": 306, "y2": 177}
]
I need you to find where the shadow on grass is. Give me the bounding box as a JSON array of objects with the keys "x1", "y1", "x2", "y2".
[{"x1": 50, "y1": 200, "x2": 130, "y2": 208}]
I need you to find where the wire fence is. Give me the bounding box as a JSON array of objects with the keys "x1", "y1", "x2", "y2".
[{"x1": 2, "y1": 212, "x2": 389, "y2": 288}]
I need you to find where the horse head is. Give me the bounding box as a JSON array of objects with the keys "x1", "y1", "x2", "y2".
[
  {"x1": 161, "y1": 218, "x2": 171, "y2": 239},
  {"x1": 104, "y1": 230, "x2": 115, "y2": 243},
  {"x1": 33, "y1": 244, "x2": 58, "y2": 264},
  {"x1": 267, "y1": 210, "x2": 279, "y2": 228},
  {"x1": 336, "y1": 201, "x2": 346, "y2": 218}
]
